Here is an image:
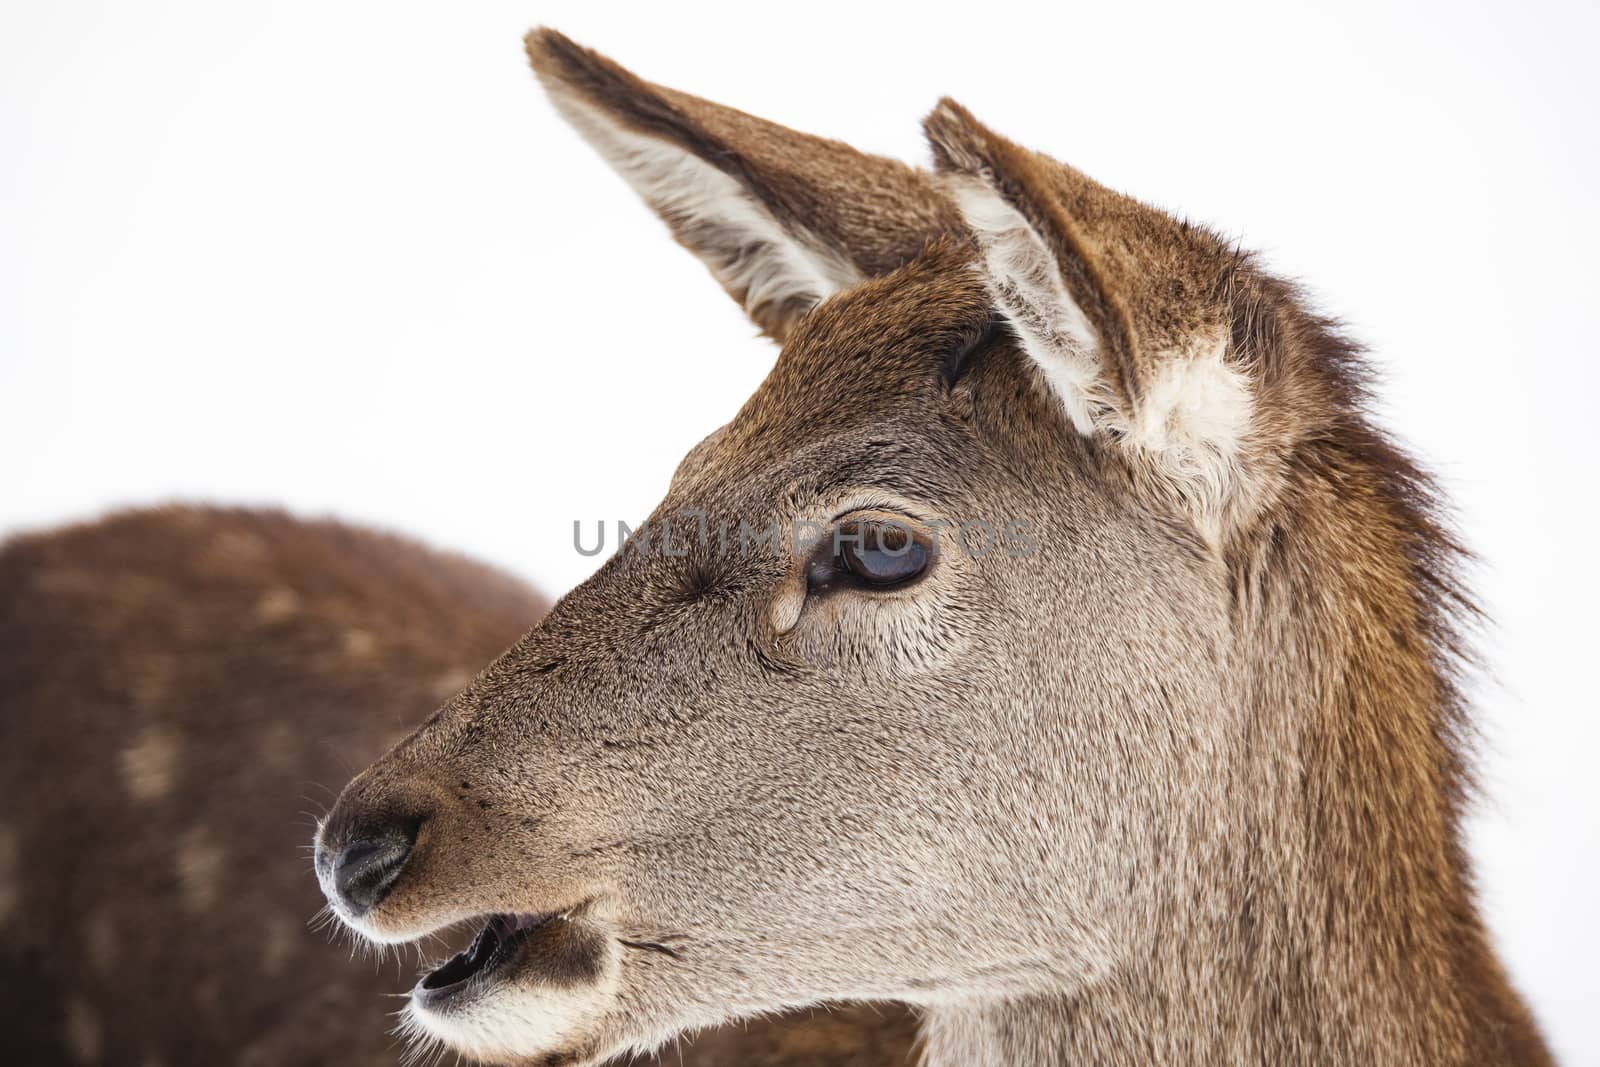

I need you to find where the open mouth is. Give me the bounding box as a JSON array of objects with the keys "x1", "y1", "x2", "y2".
[
  {"x1": 416, "y1": 911, "x2": 559, "y2": 1005},
  {"x1": 402, "y1": 903, "x2": 621, "y2": 1065}
]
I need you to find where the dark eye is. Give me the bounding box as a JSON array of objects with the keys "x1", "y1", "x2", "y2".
[
  {"x1": 803, "y1": 515, "x2": 934, "y2": 596},
  {"x1": 836, "y1": 519, "x2": 929, "y2": 587}
]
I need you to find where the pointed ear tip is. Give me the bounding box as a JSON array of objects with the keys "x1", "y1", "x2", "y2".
[
  {"x1": 522, "y1": 25, "x2": 563, "y2": 60},
  {"x1": 921, "y1": 97, "x2": 965, "y2": 137},
  {"x1": 922, "y1": 97, "x2": 992, "y2": 175},
  {"x1": 523, "y1": 26, "x2": 596, "y2": 83}
]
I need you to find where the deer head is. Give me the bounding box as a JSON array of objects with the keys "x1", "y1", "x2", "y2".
[{"x1": 313, "y1": 29, "x2": 1547, "y2": 1067}]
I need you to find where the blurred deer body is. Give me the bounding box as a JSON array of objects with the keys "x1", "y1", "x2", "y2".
[{"x1": 0, "y1": 508, "x2": 544, "y2": 1064}]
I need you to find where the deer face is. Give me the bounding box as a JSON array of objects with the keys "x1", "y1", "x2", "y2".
[{"x1": 316, "y1": 30, "x2": 1277, "y2": 1067}]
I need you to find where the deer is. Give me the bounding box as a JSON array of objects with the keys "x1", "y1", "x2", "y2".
[
  {"x1": 298, "y1": 28, "x2": 1565, "y2": 1066},
  {"x1": 0, "y1": 505, "x2": 918, "y2": 1064},
  {"x1": 298, "y1": 27, "x2": 1558, "y2": 1067}
]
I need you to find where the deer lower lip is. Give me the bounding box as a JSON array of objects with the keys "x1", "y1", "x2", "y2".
[{"x1": 415, "y1": 912, "x2": 557, "y2": 1002}]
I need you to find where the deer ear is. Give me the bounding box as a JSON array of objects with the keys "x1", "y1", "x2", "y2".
[
  {"x1": 526, "y1": 29, "x2": 957, "y2": 342},
  {"x1": 923, "y1": 98, "x2": 1253, "y2": 529},
  {"x1": 923, "y1": 98, "x2": 1142, "y2": 436}
]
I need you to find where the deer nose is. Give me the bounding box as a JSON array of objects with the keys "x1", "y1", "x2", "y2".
[{"x1": 317, "y1": 822, "x2": 416, "y2": 916}]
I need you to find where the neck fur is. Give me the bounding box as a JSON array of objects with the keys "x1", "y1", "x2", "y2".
[{"x1": 922, "y1": 327, "x2": 1549, "y2": 1066}]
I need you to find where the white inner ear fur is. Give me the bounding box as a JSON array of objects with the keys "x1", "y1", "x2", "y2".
[
  {"x1": 1131, "y1": 333, "x2": 1253, "y2": 508},
  {"x1": 949, "y1": 175, "x2": 1252, "y2": 521},
  {"x1": 542, "y1": 86, "x2": 861, "y2": 326},
  {"x1": 949, "y1": 176, "x2": 1111, "y2": 436}
]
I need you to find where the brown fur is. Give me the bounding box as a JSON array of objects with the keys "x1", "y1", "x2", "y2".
[
  {"x1": 921, "y1": 99, "x2": 1551, "y2": 1061},
  {"x1": 324, "y1": 29, "x2": 1561, "y2": 1062},
  {"x1": 527, "y1": 29, "x2": 962, "y2": 342},
  {"x1": 8, "y1": 25, "x2": 1550, "y2": 1066},
  {"x1": 303, "y1": 30, "x2": 1552, "y2": 1066},
  {"x1": 0, "y1": 506, "x2": 915, "y2": 1064}
]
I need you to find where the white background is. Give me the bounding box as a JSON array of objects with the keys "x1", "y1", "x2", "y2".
[{"x1": 3, "y1": 1, "x2": 1595, "y2": 1057}]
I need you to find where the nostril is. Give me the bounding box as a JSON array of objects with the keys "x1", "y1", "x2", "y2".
[{"x1": 331, "y1": 831, "x2": 413, "y2": 915}]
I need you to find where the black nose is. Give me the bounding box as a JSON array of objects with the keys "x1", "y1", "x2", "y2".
[{"x1": 318, "y1": 826, "x2": 414, "y2": 916}]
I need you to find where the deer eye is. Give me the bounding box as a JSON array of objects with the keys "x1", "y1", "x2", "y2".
[
  {"x1": 797, "y1": 517, "x2": 924, "y2": 593},
  {"x1": 803, "y1": 514, "x2": 934, "y2": 596},
  {"x1": 839, "y1": 520, "x2": 926, "y2": 585}
]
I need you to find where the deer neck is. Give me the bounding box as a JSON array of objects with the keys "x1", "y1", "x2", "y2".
[
  {"x1": 917, "y1": 880, "x2": 1545, "y2": 1066},
  {"x1": 919, "y1": 452, "x2": 1549, "y2": 1067}
]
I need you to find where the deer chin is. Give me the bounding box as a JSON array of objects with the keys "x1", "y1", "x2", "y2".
[{"x1": 402, "y1": 908, "x2": 624, "y2": 1066}]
